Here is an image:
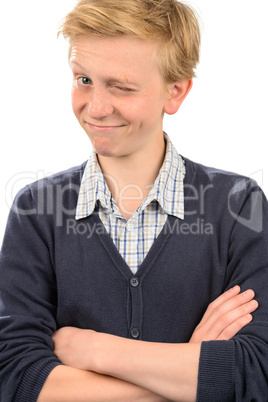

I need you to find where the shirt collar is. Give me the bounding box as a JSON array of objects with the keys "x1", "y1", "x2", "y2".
[
  {"x1": 75, "y1": 133, "x2": 185, "y2": 221},
  {"x1": 137, "y1": 133, "x2": 185, "y2": 219},
  {"x1": 75, "y1": 152, "x2": 111, "y2": 220}
]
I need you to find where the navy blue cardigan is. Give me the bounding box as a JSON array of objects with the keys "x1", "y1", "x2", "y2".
[{"x1": 1, "y1": 157, "x2": 268, "y2": 401}]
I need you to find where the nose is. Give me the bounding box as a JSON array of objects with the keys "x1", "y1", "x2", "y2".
[{"x1": 87, "y1": 88, "x2": 114, "y2": 121}]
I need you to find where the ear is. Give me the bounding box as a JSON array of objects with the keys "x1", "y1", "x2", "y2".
[{"x1": 163, "y1": 79, "x2": 193, "y2": 115}]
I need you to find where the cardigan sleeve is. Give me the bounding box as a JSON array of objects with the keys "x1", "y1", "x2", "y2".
[
  {"x1": 0, "y1": 185, "x2": 62, "y2": 402},
  {"x1": 197, "y1": 179, "x2": 268, "y2": 401}
]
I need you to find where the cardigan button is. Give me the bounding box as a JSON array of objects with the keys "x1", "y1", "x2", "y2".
[
  {"x1": 130, "y1": 277, "x2": 139, "y2": 287},
  {"x1": 131, "y1": 328, "x2": 140, "y2": 338}
]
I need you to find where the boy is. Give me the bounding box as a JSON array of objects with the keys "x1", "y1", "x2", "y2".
[{"x1": 0, "y1": 1, "x2": 267, "y2": 401}]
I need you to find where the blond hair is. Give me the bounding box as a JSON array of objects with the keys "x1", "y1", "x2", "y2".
[{"x1": 58, "y1": 0, "x2": 200, "y2": 82}]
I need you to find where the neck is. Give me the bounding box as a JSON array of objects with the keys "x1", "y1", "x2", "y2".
[{"x1": 97, "y1": 136, "x2": 166, "y2": 219}]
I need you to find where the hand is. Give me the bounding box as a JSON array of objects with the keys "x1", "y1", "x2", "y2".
[
  {"x1": 53, "y1": 326, "x2": 97, "y2": 370},
  {"x1": 189, "y1": 285, "x2": 258, "y2": 343}
]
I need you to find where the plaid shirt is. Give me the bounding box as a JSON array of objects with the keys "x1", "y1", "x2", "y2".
[{"x1": 75, "y1": 134, "x2": 185, "y2": 274}]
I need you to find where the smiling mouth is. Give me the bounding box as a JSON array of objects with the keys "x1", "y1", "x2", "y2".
[{"x1": 86, "y1": 122, "x2": 126, "y2": 131}]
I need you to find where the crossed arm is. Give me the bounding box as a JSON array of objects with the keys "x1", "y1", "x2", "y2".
[{"x1": 37, "y1": 286, "x2": 258, "y2": 402}]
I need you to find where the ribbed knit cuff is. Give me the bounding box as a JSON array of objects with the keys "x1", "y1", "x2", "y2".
[
  {"x1": 197, "y1": 340, "x2": 235, "y2": 402},
  {"x1": 13, "y1": 357, "x2": 62, "y2": 402}
]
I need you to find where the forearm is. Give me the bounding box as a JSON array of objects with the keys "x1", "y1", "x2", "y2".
[
  {"x1": 52, "y1": 288, "x2": 257, "y2": 401},
  {"x1": 94, "y1": 334, "x2": 201, "y2": 402},
  {"x1": 37, "y1": 365, "x2": 168, "y2": 402}
]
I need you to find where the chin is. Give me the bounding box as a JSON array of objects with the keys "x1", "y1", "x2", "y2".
[
  {"x1": 95, "y1": 149, "x2": 116, "y2": 158},
  {"x1": 92, "y1": 138, "x2": 116, "y2": 158},
  {"x1": 91, "y1": 136, "x2": 133, "y2": 159}
]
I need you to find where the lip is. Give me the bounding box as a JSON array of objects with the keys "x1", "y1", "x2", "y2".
[{"x1": 86, "y1": 122, "x2": 126, "y2": 132}]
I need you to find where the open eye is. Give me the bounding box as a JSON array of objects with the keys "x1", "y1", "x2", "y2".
[{"x1": 78, "y1": 77, "x2": 92, "y2": 85}]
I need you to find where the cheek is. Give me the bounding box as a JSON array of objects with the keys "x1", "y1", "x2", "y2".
[
  {"x1": 122, "y1": 96, "x2": 150, "y2": 120},
  {"x1": 71, "y1": 87, "x2": 86, "y2": 118},
  {"x1": 137, "y1": 93, "x2": 164, "y2": 124}
]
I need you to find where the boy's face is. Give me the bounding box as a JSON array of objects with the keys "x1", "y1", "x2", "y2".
[{"x1": 70, "y1": 35, "x2": 173, "y2": 160}]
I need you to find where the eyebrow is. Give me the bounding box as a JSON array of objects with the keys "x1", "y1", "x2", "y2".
[
  {"x1": 70, "y1": 61, "x2": 138, "y2": 86},
  {"x1": 70, "y1": 60, "x2": 87, "y2": 70}
]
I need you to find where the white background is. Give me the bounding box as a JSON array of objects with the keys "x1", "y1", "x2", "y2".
[{"x1": 0, "y1": 0, "x2": 267, "y2": 245}]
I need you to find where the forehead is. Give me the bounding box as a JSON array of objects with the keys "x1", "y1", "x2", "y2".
[{"x1": 70, "y1": 35, "x2": 161, "y2": 81}]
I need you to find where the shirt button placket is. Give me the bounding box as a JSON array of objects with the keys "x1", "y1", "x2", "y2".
[{"x1": 129, "y1": 276, "x2": 142, "y2": 339}]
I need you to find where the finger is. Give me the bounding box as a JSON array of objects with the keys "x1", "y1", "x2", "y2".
[
  {"x1": 217, "y1": 314, "x2": 253, "y2": 340},
  {"x1": 191, "y1": 299, "x2": 258, "y2": 342},
  {"x1": 209, "y1": 289, "x2": 256, "y2": 325},
  {"x1": 200, "y1": 288, "x2": 255, "y2": 329},
  {"x1": 198, "y1": 286, "x2": 241, "y2": 324},
  {"x1": 208, "y1": 285, "x2": 241, "y2": 310},
  {"x1": 208, "y1": 299, "x2": 258, "y2": 340},
  {"x1": 192, "y1": 288, "x2": 256, "y2": 342}
]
